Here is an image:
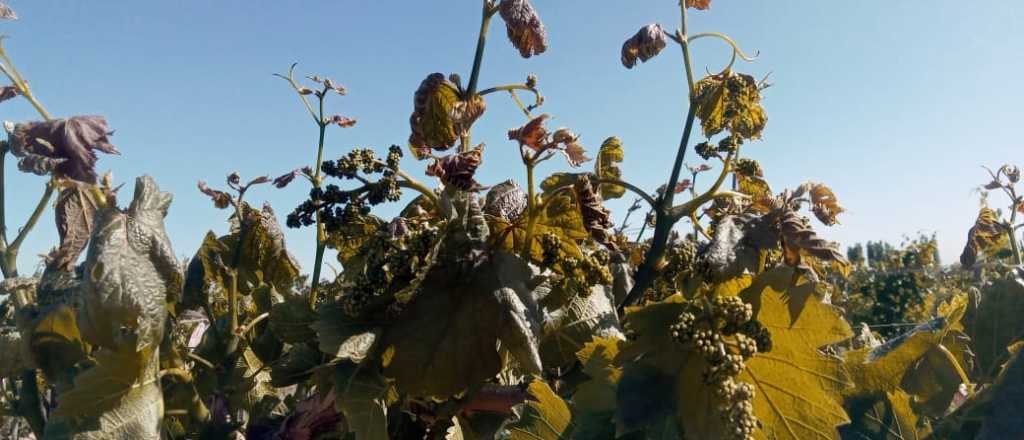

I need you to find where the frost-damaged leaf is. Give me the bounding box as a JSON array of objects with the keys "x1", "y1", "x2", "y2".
[
  {"x1": 965, "y1": 275, "x2": 1024, "y2": 378},
  {"x1": 79, "y1": 175, "x2": 178, "y2": 352},
  {"x1": 57, "y1": 175, "x2": 177, "y2": 438},
  {"x1": 197, "y1": 180, "x2": 232, "y2": 209},
  {"x1": 8, "y1": 116, "x2": 120, "y2": 183},
  {"x1": 574, "y1": 174, "x2": 618, "y2": 251},
  {"x1": 0, "y1": 2, "x2": 16, "y2": 20},
  {"x1": 499, "y1": 0, "x2": 548, "y2": 58},
  {"x1": 508, "y1": 113, "x2": 550, "y2": 151},
  {"x1": 735, "y1": 267, "x2": 853, "y2": 440},
  {"x1": 621, "y1": 24, "x2": 668, "y2": 69},
  {"x1": 382, "y1": 251, "x2": 543, "y2": 397},
  {"x1": 780, "y1": 210, "x2": 847, "y2": 272},
  {"x1": 48, "y1": 181, "x2": 103, "y2": 272},
  {"x1": 485, "y1": 180, "x2": 528, "y2": 222},
  {"x1": 686, "y1": 0, "x2": 712, "y2": 10},
  {"x1": 335, "y1": 362, "x2": 395, "y2": 440},
  {"x1": 595, "y1": 136, "x2": 625, "y2": 200},
  {"x1": 806, "y1": 182, "x2": 845, "y2": 226},
  {"x1": 553, "y1": 128, "x2": 591, "y2": 167},
  {"x1": 185, "y1": 203, "x2": 301, "y2": 309},
  {"x1": 490, "y1": 178, "x2": 588, "y2": 264},
  {"x1": 409, "y1": 73, "x2": 461, "y2": 156},
  {"x1": 0, "y1": 85, "x2": 19, "y2": 103},
  {"x1": 959, "y1": 206, "x2": 1007, "y2": 268},
  {"x1": 693, "y1": 71, "x2": 767, "y2": 140},
  {"x1": 427, "y1": 143, "x2": 485, "y2": 191},
  {"x1": 500, "y1": 380, "x2": 574, "y2": 439},
  {"x1": 540, "y1": 285, "x2": 623, "y2": 370}
]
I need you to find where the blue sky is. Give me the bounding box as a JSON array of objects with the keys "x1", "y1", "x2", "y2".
[{"x1": 1, "y1": 1, "x2": 1021, "y2": 275}]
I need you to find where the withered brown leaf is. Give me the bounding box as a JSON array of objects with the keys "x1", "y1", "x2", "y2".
[
  {"x1": 574, "y1": 174, "x2": 618, "y2": 251},
  {"x1": 426, "y1": 143, "x2": 485, "y2": 191},
  {"x1": 499, "y1": 0, "x2": 548, "y2": 58},
  {"x1": 8, "y1": 116, "x2": 120, "y2": 183},
  {"x1": 686, "y1": 0, "x2": 712, "y2": 10},
  {"x1": 807, "y1": 182, "x2": 845, "y2": 226},
  {"x1": 508, "y1": 113, "x2": 550, "y2": 151},
  {"x1": 960, "y1": 206, "x2": 1007, "y2": 268},
  {"x1": 621, "y1": 24, "x2": 668, "y2": 69}
]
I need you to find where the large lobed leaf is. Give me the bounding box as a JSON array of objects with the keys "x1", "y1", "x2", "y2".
[{"x1": 381, "y1": 251, "x2": 544, "y2": 398}]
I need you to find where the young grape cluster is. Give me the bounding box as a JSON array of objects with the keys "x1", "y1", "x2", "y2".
[
  {"x1": 287, "y1": 145, "x2": 404, "y2": 231},
  {"x1": 339, "y1": 218, "x2": 440, "y2": 318},
  {"x1": 647, "y1": 237, "x2": 704, "y2": 302},
  {"x1": 538, "y1": 233, "x2": 613, "y2": 298},
  {"x1": 668, "y1": 295, "x2": 772, "y2": 440}
]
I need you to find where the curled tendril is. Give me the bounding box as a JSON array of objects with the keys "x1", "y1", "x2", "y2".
[{"x1": 678, "y1": 31, "x2": 758, "y2": 74}]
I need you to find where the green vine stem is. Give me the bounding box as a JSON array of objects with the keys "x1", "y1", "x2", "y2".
[
  {"x1": 0, "y1": 41, "x2": 60, "y2": 440},
  {"x1": 461, "y1": 0, "x2": 500, "y2": 152},
  {"x1": 519, "y1": 160, "x2": 538, "y2": 258}
]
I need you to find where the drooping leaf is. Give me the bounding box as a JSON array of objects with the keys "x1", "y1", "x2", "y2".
[
  {"x1": 621, "y1": 24, "x2": 668, "y2": 69},
  {"x1": 960, "y1": 206, "x2": 1007, "y2": 268},
  {"x1": 499, "y1": 0, "x2": 548, "y2": 58},
  {"x1": 49, "y1": 181, "x2": 103, "y2": 271},
  {"x1": 408, "y1": 73, "x2": 462, "y2": 155},
  {"x1": 8, "y1": 116, "x2": 120, "y2": 183},
  {"x1": 595, "y1": 136, "x2": 626, "y2": 199}
]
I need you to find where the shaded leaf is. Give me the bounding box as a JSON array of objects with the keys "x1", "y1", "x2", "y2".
[
  {"x1": 335, "y1": 363, "x2": 393, "y2": 440},
  {"x1": 382, "y1": 251, "x2": 542, "y2": 397},
  {"x1": 539, "y1": 285, "x2": 624, "y2": 370}
]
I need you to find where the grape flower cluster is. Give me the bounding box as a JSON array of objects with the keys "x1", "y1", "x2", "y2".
[
  {"x1": 538, "y1": 232, "x2": 613, "y2": 299},
  {"x1": 286, "y1": 145, "x2": 403, "y2": 231},
  {"x1": 669, "y1": 295, "x2": 772, "y2": 440},
  {"x1": 338, "y1": 217, "x2": 441, "y2": 318}
]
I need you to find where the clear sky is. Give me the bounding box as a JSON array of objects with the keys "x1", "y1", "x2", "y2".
[{"x1": 1, "y1": 1, "x2": 1021, "y2": 275}]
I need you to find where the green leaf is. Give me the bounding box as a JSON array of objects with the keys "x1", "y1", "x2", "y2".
[
  {"x1": 737, "y1": 268, "x2": 852, "y2": 440},
  {"x1": 595, "y1": 137, "x2": 625, "y2": 200},
  {"x1": 382, "y1": 251, "x2": 543, "y2": 398},
  {"x1": 502, "y1": 380, "x2": 574, "y2": 439},
  {"x1": 335, "y1": 362, "x2": 393, "y2": 440}
]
